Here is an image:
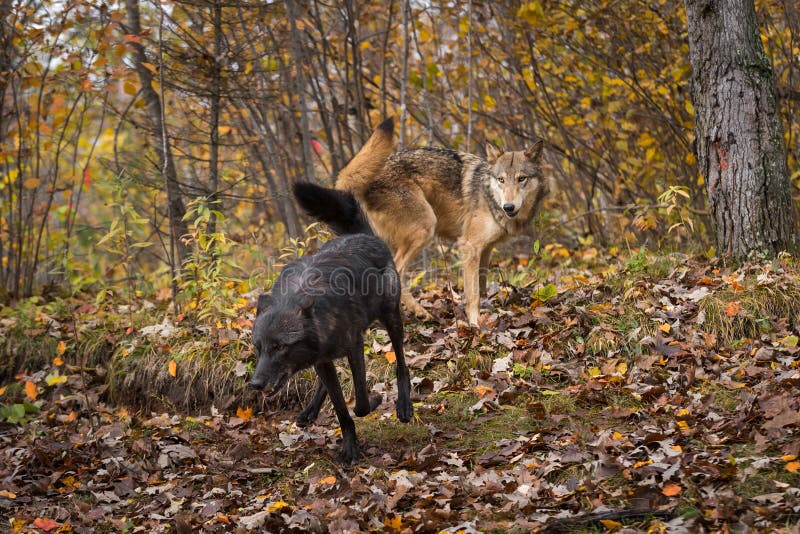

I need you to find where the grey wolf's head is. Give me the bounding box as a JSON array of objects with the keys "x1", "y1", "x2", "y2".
[
  {"x1": 485, "y1": 139, "x2": 548, "y2": 219},
  {"x1": 248, "y1": 293, "x2": 317, "y2": 395}
]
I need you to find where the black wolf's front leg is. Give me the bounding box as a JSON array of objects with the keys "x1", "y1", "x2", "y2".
[
  {"x1": 384, "y1": 304, "x2": 413, "y2": 422},
  {"x1": 314, "y1": 361, "x2": 359, "y2": 465},
  {"x1": 296, "y1": 379, "x2": 327, "y2": 427},
  {"x1": 348, "y1": 333, "x2": 381, "y2": 417}
]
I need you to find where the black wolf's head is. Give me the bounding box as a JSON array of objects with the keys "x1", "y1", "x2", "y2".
[{"x1": 248, "y1": 293, "x2": 318, "y2": 396}]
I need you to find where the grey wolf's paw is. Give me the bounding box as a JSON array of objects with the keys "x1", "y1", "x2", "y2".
[
  {"x1": 396, "y1": 397, "x2": 413, "y2": 423},
  {"x1": 403, "y1": 299, "x2": 432, "y2": 321}
]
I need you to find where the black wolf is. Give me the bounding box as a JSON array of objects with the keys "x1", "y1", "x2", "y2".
[{"x1": 249, "y1": 182, "x2": 413, "y2": 464}]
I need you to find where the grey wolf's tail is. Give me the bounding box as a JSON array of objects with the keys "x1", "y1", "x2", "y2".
[
  {"x1": 334, "y1": 117, "x2": 395, "y2": 196},
  {"x1": 293, "y1": 182, "x2": 373, "y2": 236}
]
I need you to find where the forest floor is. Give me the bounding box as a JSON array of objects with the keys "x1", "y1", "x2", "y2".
[{"x1": 2, "y1": 250, "x2": 800, "y2": 533}]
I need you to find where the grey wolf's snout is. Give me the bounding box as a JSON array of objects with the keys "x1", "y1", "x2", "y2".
[{"x1": 503, "y1": 203, "x2": 516, "y2": 213}]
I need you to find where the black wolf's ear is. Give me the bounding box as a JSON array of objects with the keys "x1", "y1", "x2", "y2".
[
  {"x1": 295, "y1": 292, "x2": 315, "y2": 313},
  {"x1": 256, "y1": 294, "x2": 274, "y2": 316},
  {"x1": 524, "y1": 139, "x2": 544, "y2": 162},
  {"x1": 486, "y1": 142, "x2": 503, "y2": 165}
]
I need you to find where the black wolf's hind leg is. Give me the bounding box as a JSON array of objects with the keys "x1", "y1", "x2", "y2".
[
  {"x1": 383, "y1": 304, "x2": 413, "y2": 423},
  {"x1": 348, "y1": 333, "x2": 380, "y2": 417},
  {"x1": 296, "y1": 379, "x2": 327, "y2": 427},
  {"x1": 314, "y1": 361, "x2": 359, "y2": 465}
]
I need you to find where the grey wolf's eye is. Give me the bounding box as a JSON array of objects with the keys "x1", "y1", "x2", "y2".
[
  {"x1": 496, "y1": 175, "x2": 505, "y2": 184},
  {"x1": 517, "y1": 175, "x2": 528, "y2": 184}
]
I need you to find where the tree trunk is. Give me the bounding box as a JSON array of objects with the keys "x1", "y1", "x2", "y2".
[
  {"x1": 125, "y1": 0, "x2": 189, "y2": 264},
  {"x1": 685, "y1": 0, "x2": 796, "y2": 258}
]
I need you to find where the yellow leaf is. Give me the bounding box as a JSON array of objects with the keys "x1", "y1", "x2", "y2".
[
  {"x1": 786, "y1": 461, "x2": 800, "y2": 473},
  {"x1": 600, "y1": 519, "x2": 622, "y2": 530},
  {"x1": 23, "y1": 177, "x2": 40, "y2": 189},
  {"x1": 46, "y1": 374, "x2": 67, "y2": 386},
  {"x1": 236, "y1": 406, "x2": 252, "y2": 421},
  {"x1": 587, "y1": 367, "x2": 602, "y2": 377},
  {"x1": 662, "y1": 483, "x2": 681, "y2": 496},
  {"x1": 123, "y1": 81, "x2": 137, "y2": 95},
  {"x1": 57, "y1": 341, "x2": 67, "y2": 356},
  {"x1": 25, "y1": 380, "x2": 37, "y2": 400},
  {"x1": 267, "y1": 501, "x2": 289, "y2": 513},
  {"x1": 658, "y1": 323, "x2": 671, "y2": 334},
  {"x1": 218, "y1": 125, "x2": 231, "y2": 135},
  {"x1": 384, "y1": 350, "x2": 396, "y2": 363},
  {"x1": 168, "y1": 359, "x2": 177, "y2": 377},
  {"x1": 615, "y1": 362, "x2": 628, "y2": 375},
  {"x1": 384, "y1": 514, "x2": 402, "y2": 530}
]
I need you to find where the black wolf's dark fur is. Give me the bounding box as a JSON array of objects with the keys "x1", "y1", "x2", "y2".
[{"x1": 249, "y1": 182, "x2": 412, "y2": 464}]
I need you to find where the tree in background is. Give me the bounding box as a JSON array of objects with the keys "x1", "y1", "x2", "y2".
[{"x1": 686, "y1": 0, "x2": 796, "y2": 258}]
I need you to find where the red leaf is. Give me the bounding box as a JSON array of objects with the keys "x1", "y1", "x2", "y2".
[{"x1": 33, "y1": 518, "x2": 61, "y2": 532}]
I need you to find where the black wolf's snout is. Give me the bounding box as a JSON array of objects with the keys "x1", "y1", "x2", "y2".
[
  {"x1": 503, "y1": 203, "x2": 516, "y2": 214},
  {"x1": 248, "y1": 376, "x2": 265, "y2": 390}
]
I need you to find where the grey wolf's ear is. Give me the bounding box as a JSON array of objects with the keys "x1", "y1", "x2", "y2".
[
  {"x1": 256, "y1": 294, "x2": 274, "y2": 316},
  {"x1": 524, "y1": 139, "x2": 544, "y2": 162},
  {"x1": 486, "y1": 142, "x2": 503, "y2": 165}
]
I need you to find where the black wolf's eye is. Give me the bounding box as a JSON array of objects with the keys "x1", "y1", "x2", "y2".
[{"x1": 270, "y1": 342, "x2": 285, "y2": 352}]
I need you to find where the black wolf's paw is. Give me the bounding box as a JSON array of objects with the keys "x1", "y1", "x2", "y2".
[
  {"x1": 396, "y1": 396, "x2": 413, "y2": 423},
  {"x1": 368, "y1": 393, "x2": 383, "y2": 412},
  {"x1": 295, "y1": 409, "x2": 318, "y2": 427},
  {"x1": 339, "y1": 439, "x2": 360, "y2": 466}
]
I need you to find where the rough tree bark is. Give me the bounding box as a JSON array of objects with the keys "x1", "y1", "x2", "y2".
[
  {"x1": 685, "y1": 0, "x2": 796, "y2": 258},
  {"x1": 124, "y1": 0, "x2": 189, "y2": 264}
]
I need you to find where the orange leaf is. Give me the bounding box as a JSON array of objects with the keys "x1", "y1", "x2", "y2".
[
  {"x1": 474, "y1": 385, "x2": 494, "y2": 398},
  {"x1": 65, "y1": 411, "x2": 77, "y2": 422},
  {"x1": 141, "y1": 61, "x2": 158, "y2": 74},
  {"x1": 658, "y1": 323, "x2": 671, "y2": 334},
  {"x1": 168, "y1": 359, "x2": 177, "y2": 377},
  {"x1": 384, "y1": 350, "x2": 396, "y2": 363},
  {"x1": 53, "y1": 356, "x2": 64, "y2": 366},
  {"x1": 33, "y1": 518, "x2": 61, "y2": 532},
  {"x1": 57, "y1": 341, "x2": 67, "y2": 356},
  {"x1": 25, "y1": 380, "x2": 37, "y2": 400},
  {"x1": 0, "y1": 385, "x2": 6, "y2": 396},
  {"x1": 785, "y1": 461, "x2": 800, "y2": 473},
  {"x1": 216, "y1": 514, "x2": 230, "y2": 524},
  {"x1": 724, "y1": 301, "x2": 740, "y2": 317},
  {"x1": 662, "y1": 483, "x2": 681, "y2": 496},
  {"x1": 236, "y1": 406, "x2": 253, "y2": 421},
  {"x1": 319, "y1": 476, "x2": 336, "y2": 485}
]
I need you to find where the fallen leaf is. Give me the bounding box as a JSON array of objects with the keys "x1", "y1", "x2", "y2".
[
  {"x1": 25, "y1": 380, "x2": 37, "y2": 400},
  {"x1": 785, "y1": 461, "x2": 800, "y2": 473},
  {"x1": 32, "y1": 518, "x2": 60, "y2": 532},
  {"x1": 662, "y1": 483, "x2": 681, "y2": 496},
  {"x1": 384, "y1": 350, "x2": 396, "y2": 363},
  {"x1": 318, "y1": 476, "x2": 336, "y2": 485},
  {"x1": 168, "y1": 359, "x2": 177, "y2": 377},
  {"x1": 724, "y1": 301, "x2": 740, "y2": 317},
  {"x1": 658, "y1": 323, "x2": 671, "y2": 333},
  {"x1": 236, "y1": 406, "x2": 252, "y2": 422}
]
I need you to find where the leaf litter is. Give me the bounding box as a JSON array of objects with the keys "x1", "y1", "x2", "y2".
[{"x1": 1, "y1": 255, "x2": 800, "y2": 532}]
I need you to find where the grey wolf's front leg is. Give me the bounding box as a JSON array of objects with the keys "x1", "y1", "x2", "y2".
[
  {"x1": 314, "y1": 361, "x2": 359, "y2": 465},
  {"x1": 461, "y1": 243, "x2": 482, "y2": 325},
  {"x1": 296, "y1": 379, "x2": 327, "y2": 427}
]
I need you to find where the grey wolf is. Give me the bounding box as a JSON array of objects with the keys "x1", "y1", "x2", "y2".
[
  {"x1": 249, "y1": 182, "x2": 412, "y2": 465},
  {"x1": 336, "y1": 121, "x2": 548, "y2": 325}
]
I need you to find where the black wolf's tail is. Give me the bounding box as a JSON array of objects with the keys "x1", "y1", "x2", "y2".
[{"x1": 292, "y1": 182, "x2": 373, "y2": 236}]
